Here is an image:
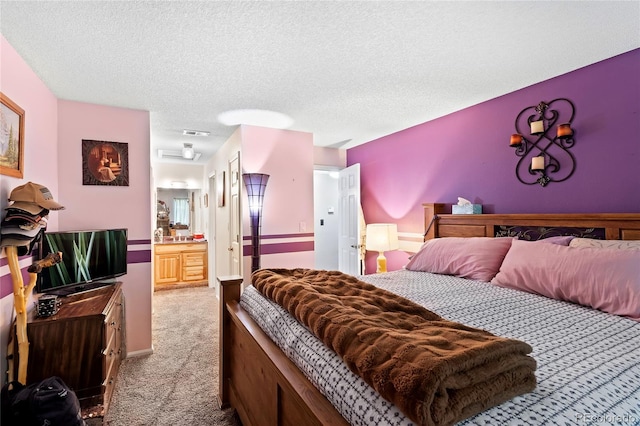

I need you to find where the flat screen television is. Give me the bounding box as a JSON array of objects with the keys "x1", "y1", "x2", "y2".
[{"x1": 37, "y1": 228, "x2": 128, "y2": 296}]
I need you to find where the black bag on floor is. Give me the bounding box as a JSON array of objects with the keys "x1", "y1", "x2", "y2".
[{"x1": 1, "y1": 376, "x2": 86, "y2": 426}]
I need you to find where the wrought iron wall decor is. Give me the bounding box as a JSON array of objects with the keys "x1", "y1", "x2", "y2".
[{"x1": 510, "y1": 98, "x2": 576, "y2": 186}]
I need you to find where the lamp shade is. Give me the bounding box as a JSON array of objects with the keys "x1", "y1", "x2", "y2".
[
  {"x1": 243, "y1": 173, "x2": 270, "y2": 272},
  {"x1": 365, "y1": 223, "x2": 399, "y2": 252},
  {"x1": 243, "y1": 173, "x2": 269, "y2": 216}
]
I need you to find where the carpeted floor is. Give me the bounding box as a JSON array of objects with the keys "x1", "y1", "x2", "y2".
[{"x1": 103, "y1": 286, "x2": 241, "y2": 426}]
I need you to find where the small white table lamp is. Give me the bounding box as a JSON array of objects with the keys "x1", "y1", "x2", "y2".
[{"x1": 365, "y1": 223, "x2": 399, "y2": 273}]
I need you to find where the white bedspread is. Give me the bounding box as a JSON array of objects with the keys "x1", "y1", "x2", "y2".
[{"x1": 240, "y1": 270, "x2": 640, "y2": 425}]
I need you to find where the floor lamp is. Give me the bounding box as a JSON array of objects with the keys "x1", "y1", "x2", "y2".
[
  {"x1": 365, "y1": 223, "x2": 399, "y2": 273},
  {"x1": 243, "y1": 173, "x2": 269, "y2": 272}
]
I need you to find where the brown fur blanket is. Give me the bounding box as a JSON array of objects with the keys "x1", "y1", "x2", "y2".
[{"x1": 252, "y1": 268, "x2": 537, "y2": 426}]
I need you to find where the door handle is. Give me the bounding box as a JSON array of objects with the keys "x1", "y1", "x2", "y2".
[{"x1": 228, "y1": 247, "x2": 234, "y2": 251}]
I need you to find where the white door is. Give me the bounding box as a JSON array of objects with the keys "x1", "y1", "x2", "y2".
[
  {"x1": 229, "y1": 155, "x2": 241, "y2": 276},
  {"x1": 338, "y1": 164, "x2": 361, "y2": 275}
]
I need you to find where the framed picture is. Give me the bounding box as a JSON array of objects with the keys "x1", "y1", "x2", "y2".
[
  {"x1": 82, "y1": 139, "x2": 130, "y2": 186},
  {"x1": 217, "y1": 171, "x2": 226, "y2": 207},
  {"x1": 203, "y1": 193, "x2": 209, "y2": 208},
  {"x1": 0, "y1": 93, "x2": 25, "y2": 178}
]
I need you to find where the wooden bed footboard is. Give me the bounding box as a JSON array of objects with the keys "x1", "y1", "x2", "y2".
[{"x1": 217, "y1": 275, "x2": 349, "y2": 426}]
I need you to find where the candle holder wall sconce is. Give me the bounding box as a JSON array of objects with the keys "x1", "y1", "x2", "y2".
[{"x1": 509, "y1": 98, "x2": 576, "y2": 187}]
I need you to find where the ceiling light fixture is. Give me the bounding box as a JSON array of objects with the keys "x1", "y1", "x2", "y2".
[{"x1": 182, "y1": 143, "x2": 195, "y2": 159}]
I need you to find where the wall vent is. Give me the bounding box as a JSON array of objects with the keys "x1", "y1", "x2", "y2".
[{"x1": 182, "y1": 129, "x2": 210, "y2": 137}]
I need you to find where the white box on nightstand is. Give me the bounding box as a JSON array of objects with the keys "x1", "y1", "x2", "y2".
[{"x1": 452, "y1": 204, "x2": 482, "y2": 214}]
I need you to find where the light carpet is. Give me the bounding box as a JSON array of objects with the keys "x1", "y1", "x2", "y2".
[{"x1": 104, "y1": 286, "x2": 240, "y2": 426}]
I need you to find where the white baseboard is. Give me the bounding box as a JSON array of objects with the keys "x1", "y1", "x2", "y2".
[{"x1": 125, "y1": 346, "x2": 154, "y2": 358}]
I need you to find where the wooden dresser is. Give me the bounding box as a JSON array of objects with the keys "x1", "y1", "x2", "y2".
[
  {"x1": 154, "y1": 241, "x2": 208, "y2": 290},
  {"x1": 13, "y1": 283, "x2": 125, "y2": 415}
]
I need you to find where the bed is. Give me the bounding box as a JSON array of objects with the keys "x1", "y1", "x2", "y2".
[{"x1": 217, "y1": 204, "x2": 640, "y2": 426}]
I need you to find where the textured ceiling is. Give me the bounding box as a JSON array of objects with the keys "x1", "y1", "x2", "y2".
[{"x1": 1, "y1": 1, "x2": 639, "y2": 165}]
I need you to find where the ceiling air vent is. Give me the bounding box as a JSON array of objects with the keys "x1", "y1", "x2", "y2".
[
  {"x1": 182, "y1": 129, "x2": 210, "y2": 137},
  {"x1": 157, "y1": 149, "x2": 202, "y2": 161}
]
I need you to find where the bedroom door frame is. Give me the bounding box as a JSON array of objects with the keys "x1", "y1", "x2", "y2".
[{"x1": 228, "y1": 154, "x2": 241, "y2": 277}]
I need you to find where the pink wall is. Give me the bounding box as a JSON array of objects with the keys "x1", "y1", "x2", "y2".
[
  {"x1": 241, "y1": 126, "x2": 315, "y2": 278},
  {"x1": 57, "y1": 100, "x2": 152, "y2": 354},
  {"x1": 0, "y1": 35, "x2": 153, "y2": 377},
  {"x1": 0, "y1": 36, "x2": 61, "y2": 384},
  {"x1": 0, "y1": 36, "x2": 59, "y2": 221},
  {"x1": 348, "y1": 49, "x2": 640, "y2": 273}
]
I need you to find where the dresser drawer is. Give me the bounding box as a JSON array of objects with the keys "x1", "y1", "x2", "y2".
[
  {"x1": 102, "y1": 349, "x2": 120, "y2": 413},
  {"x1": 104, "y1": 306, "x2": 122, "y2": 348},
  {"x1": 183, "y1": 252, "x2": 205, "y2": 267}
]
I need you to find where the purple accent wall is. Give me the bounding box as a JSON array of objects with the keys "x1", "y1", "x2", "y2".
[{"x1": 348, "y1": 49, "x2": 640, "y2": 272}]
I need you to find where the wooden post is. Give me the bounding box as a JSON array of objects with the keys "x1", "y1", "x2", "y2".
[
  {"x1": 423, "y1": 203, "x2": 447, "y2": 241},
  {"x1": 6, "y1": 248, "x2": 62, "y2": 384},
  {"x1": 6, "y1": 246, "x2": 29, "y2": 384},
  {"x1": 216, "y1": 275, "x2": 243, "y2": 409}
]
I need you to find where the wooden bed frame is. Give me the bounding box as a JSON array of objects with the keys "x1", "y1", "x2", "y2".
[{"x1": 217, "y1": 204, "x2": 640, "y2": 426}]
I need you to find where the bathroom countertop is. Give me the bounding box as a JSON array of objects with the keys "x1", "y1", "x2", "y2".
[{"x1": 154, "y1": 238, "x2": 207, "y2": 245}]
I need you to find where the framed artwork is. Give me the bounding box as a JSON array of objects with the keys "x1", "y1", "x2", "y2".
[
  {"x1": 203, "y1": 193, "x2": 209, "y2": 208},
  {"x1": 0, "y1": 93, "x2": 25, "y2": 178},
  {"x1": 82, "y1": 139, "x2": 130, "y2": 186},
  {"x1": 217, "y1": 171, "x2": 226, "y2": 207}
]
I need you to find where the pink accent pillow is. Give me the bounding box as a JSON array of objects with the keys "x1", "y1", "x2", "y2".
[
  {"x1": 491, "y1": 239, "x2": 640, "y2": 321},
  {"x1": 534, "y1": 235, "x2": 575, "y2": 245},
  {"x1": 405, "y1": 237, "x2": 514, "y2": 282}
]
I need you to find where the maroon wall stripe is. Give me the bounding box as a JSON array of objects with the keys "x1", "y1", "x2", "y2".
[
  {"x1": 128, "y1": 239, "x2": 151, "y2": 245},
  {"x1": 0, "y1": 268, "x2": 30, "y2": 299},
  {"x1": 243, "y1": 241, "x2": 315, "y2": 256},
  {"x1": 243, "y1": 233, "x2": 314, "y2": 241},
  {"x1": 128, "y1": 250, "x2": 151, "y2": 264}
]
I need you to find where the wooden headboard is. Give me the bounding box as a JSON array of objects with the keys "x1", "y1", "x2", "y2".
[{"x1": 423, "y1": 203, "x2": 640, "y2": 241}]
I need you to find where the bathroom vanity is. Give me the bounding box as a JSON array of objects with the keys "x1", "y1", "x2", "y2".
[{"x1": 153, "y1": 239, "x2": 208, "y2": 290}]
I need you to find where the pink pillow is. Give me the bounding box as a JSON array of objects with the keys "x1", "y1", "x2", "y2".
[
  {"x1": 491, "y1": 239, "x2": 640, "y2": 321},
  {"x1": 534, "y1": 235, "x2": 575, "y2": 245},
  {"x1": 405, "y1": 237, "x2": 513, "y2": 282}
]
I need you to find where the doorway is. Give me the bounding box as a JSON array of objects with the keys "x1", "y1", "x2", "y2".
[
  {"x1": 313, "y1": 169, "x2": 340, "y2": 270},
  {"x1": 314, "y1": 164, "x2": 361, "y2": 274}
]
